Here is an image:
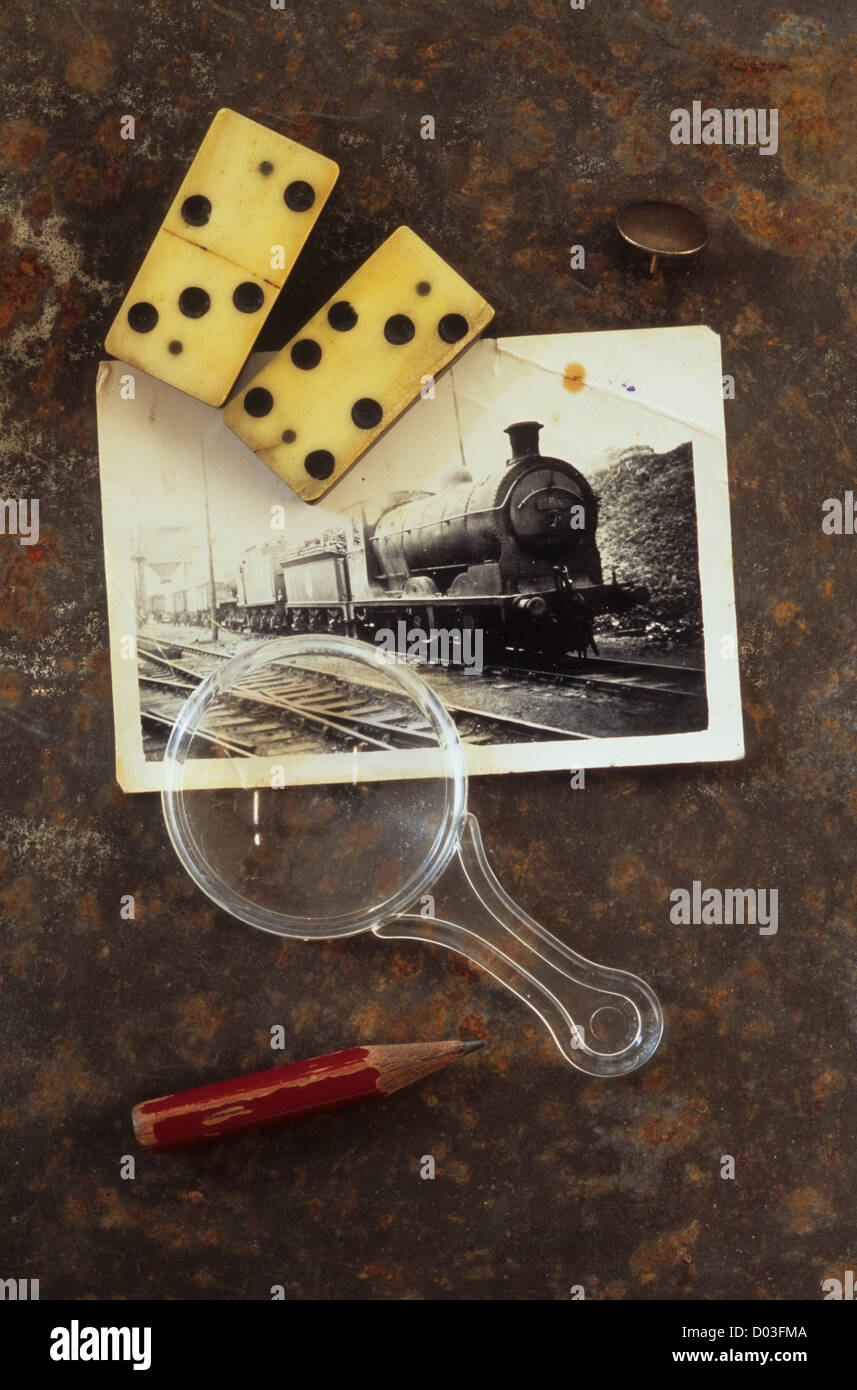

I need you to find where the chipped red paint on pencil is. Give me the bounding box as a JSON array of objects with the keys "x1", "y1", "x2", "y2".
[{"x1": 132, "y1": 1041, "x2": 482, "y2": 1153}]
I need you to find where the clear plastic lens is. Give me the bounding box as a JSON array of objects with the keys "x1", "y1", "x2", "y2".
[{"x1": 161, "y1": 636, "x2": 467, "y2": 937}]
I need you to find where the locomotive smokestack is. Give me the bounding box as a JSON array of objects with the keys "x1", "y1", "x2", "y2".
[{"x1": 504, "y1": 421, "x2": 543, "y2": 464}]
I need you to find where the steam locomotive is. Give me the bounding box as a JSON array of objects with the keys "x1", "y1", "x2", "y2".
[{"x1": 218, "y1": 421, "x2": 648, "y2": 662}]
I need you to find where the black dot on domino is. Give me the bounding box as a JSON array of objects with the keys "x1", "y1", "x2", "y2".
[
  {"x1": 305, "y1": 449, "x2": 335, "y2": 480},
  {"x1": 181, "y1": 194, "x2": 211, "y2": 227},
  {"x1": 281, "y1": 429, "x2": 297, "y2": 444},
  {"x1": 258, "y1": 160, "x2": 274, "y2": 175},
  {"x1": 244, "y1": 387, "x2": 274, "y2": 417},
  {"x1": 128, "y1": 302, "x2": 158, "y2": 333},
  {"x1": 284, "y1": 180, "x2": 315, "y2": 212},
  {"x1": 438, "y1": 313, "x2": 469, "y2": 343},
  {"x1": 384, "y1": 314, "x2": 415, "y2": 345},
  {"x1": 351, "y1": 398, "x2": 383, "y2": 429},
  {"x1": 416, "y1": 281, "x2": 431, "y2": 296},
  {"x1": 168, "y1": 340, "x2": 183, "y2": 355},
  {"x1": 179, "y1": 286, "x2": 210, "y2": 318},
  {"x1": 233, "y1": 282, "x2": 265, "y2": 313},
  {"x1": 328, "y1": 301, "x2": 358, "y2": 331},
  {"x1": 291, "y1": 339, "x2": 322, "y2": 369}
]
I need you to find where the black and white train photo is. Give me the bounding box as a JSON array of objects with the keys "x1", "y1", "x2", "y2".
[{"x1": 97, "y1": 329, "x2": 740, "y2": 789}]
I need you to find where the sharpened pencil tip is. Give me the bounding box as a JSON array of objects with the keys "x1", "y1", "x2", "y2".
[{"x1": 373, "y1": 1040, "x2": 487, "y2": 1096}]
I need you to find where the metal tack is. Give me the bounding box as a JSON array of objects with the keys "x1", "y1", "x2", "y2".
[{"x1": 616, "y1": 200, "x2": 709, "y2": 274}]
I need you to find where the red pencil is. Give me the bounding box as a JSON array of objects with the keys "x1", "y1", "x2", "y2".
[{"x1": 132, "y1": 1040, "x2": 484, "y2": 1153}]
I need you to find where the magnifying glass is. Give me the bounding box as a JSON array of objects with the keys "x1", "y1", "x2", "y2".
[{"x1": 161, "y1": 635, "x2": 663, "y2": 1077}]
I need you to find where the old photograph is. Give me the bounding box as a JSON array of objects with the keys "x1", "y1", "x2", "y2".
[{"x1": 96, "y1": 326, "x2": 742, "y2": 791}]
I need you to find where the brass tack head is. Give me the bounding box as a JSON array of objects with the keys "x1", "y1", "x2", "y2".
[{"x1": 616, "y1": 200, "x2": 708, "y2": 274}]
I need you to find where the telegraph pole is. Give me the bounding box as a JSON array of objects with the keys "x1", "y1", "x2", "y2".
[
  {"x1": 200, "y1": 436, "x2": 218, "y2": 644},
  {"x1": 131, "y1": 527, "x2": 148, "y2": 621}
]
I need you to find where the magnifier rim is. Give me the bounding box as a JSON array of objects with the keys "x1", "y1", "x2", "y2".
[{"x1": 161, "y1": 634, "x2": 468, "y2": 939}]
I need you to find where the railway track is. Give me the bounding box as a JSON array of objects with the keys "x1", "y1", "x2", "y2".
[
  {"x1": 140, "y1": 634, "x2": 704, "y2": 705},
  {"x1": 137, "y1": 637, "x2": 584, "y2": 756},
  {"x1": 486, "y1": 655, "x2": 706, "y2": 702}
]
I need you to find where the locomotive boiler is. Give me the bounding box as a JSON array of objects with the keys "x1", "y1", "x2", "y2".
[{"x1": 226, "y1": 421, "x2": 648, "y2": 662}]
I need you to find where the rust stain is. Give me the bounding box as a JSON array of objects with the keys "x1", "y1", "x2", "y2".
[
  {"x1": 490, "y1": 27, "x2": 572, "y2": 82},
  {"x1": 742, "y1": 956, "x2": 767, "y2": 981},
  {"x1": 708, "y1": 986, "x2": 731, "y2": 1014},
  {"x1": 713, "y1": 48, "x2": 792, "y2": 77},
  {"x1": 812, "y1": 1069, "x2": 845, "y2": 1106},
  {"x1": 35, "y1": 282, "x2": 89, "y2": 396},
  {"x1": 802, "y1": 884, "x2": 824, "y2": 913},
  {"x1": 641, "y1": 1066, "x2": 669, "y2": 1092},
  {"x1": 351, "y1": 1003, "x2": 391, "y2": 1036},
  {"x1": 0, "y1": 668, "x2": 22, "y2": 702},
  {"x1": 571, "y1": 66, "x2": 639, "y2": 120},
  {"x1": 0, "y1": 118, "x2": 44, "y2": 170},
  {"x1": 47, "y1": 136, "x2": 128, "y2": 210},
  {"x1": 742, "y1": 1019, "x2": 775, "y2": 1039},
  {"x1": 734, "y1": 184, "x2": 852, "y2": 260},
  {"x1": 600, "y1": 1279, "x2": 629, "y2": 1299},
  {"x1": 390, "y1": 952, "x2": 420, "y2": 980},
  {"x1": 25, "y1": 188, "x2": 53, "y2": 226},
  {"x1": 635, "y1": 1096, "x2": 708, "y2": 1148},
  {"x1": 178, "y1": 995, "x2": 228, "y2": 1040},
  {"x1": 608, "y1": 850, "x2": 652, "y2": 893},
  {"x1": 579, "y1": 1080, "x2": 606, "y2": 1107},
  {"x1": 745, "y1": 699, "x2": 774, "y2": 730},
  {"x1": 0, "y1": 241, "x2": 52, "y2": 341},
  {"x1": 457, "y1": 1013, "x2": 488, "y2": 1042},
  {"x1": 26, "y1": 1041, "x2": 111, "y2": 1127},
  {"x1": 447, "y1": 953, "x2": 483, "y2": 986},
  {"x1": 562, "y1": 362, "x2": 586, "y2": 393},
  {"x1": 631, "y1": 1218, "x2": 701, "y2": 1280},
  {"x1": 0, "y1": 536, "x2": 57, "y2": 635},
  {"x1": 357, "y1": 1261, "x2": 411, "y2": 1293},
  {"x1": 684, "y1": 1163, "x2": 707, "y2": 1188},
  {"x1": 773, "y1": 600, "x2": 799, "y2": 625},
  {"x1": 785, "y1": 1186, "x2": 834, "y2": 1236},
  {"x1": 66, "y1": 39, "x2": 114, "y2": 92}
]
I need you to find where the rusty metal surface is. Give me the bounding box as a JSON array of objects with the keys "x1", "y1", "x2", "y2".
[{"x1": 1, "y1": 0, "x2": 855, "y2": 1300}]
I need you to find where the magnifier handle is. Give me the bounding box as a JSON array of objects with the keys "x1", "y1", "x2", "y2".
[{"x1": 374, "y1": 814, "x2": 663, "y2": 1077}]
